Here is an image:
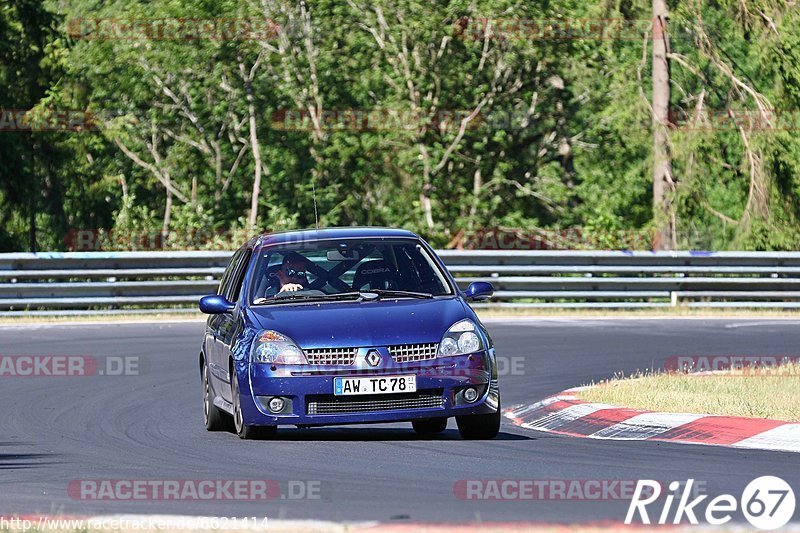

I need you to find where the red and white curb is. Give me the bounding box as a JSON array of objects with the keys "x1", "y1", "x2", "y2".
[{"x1": 505, "y1": 387, "x2": 800, "y2": 453}]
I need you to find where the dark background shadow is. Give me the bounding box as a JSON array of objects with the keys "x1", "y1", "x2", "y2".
[{"x1": 235, "y1": 428, "x2": 532, "y2": 442}]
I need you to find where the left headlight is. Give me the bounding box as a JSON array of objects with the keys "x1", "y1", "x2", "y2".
[
  {"x1": 438, "y1": 319, "x2": 483, "y2": 357},
  {"x1": 251, "y1": 330, "x2": 307, "y2": 365}
]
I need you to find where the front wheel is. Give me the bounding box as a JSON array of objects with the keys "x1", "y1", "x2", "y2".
[
  {"x1": 456, "y1": 403, "x2": 501, "y2": 440},
  {"x1": 412, "y1": 417, "x2": 448, "y2": 435},
  {"x1": 231, "y1": 367, "x2": 277, "y2": 440}
]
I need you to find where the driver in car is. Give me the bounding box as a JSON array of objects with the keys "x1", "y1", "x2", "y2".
[{"x1": 274, "y1": 252, "x2": 309, "y2": 292}]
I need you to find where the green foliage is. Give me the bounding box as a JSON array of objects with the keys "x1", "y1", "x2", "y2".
[{"x1": 2, "y1": 0, "x2": 800, "y2": 251}]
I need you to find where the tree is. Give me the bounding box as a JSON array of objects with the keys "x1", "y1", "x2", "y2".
[{"x1": 652, "y1": 0, "x2": 674, "y2": 249}]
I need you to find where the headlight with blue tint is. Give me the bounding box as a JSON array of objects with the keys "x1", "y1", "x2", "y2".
[
  {"x1": 438, "y1": 319, "x2": 483, "y2": 356},
  {"x1": 251, "y1": 330, "x2": 307, "y2": 365}
]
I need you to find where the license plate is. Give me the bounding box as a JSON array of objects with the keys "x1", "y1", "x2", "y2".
[{"x1": 334, "y1": 375, "x2": 417, "y2": 396}]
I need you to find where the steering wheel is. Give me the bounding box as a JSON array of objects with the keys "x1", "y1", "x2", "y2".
[{"x1": 273, "y1": 289, "x2": 327, "y2": 299}]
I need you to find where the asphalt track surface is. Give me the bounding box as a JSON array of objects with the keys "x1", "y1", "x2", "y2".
[{"x1": 1, "y1": 318, "x2": 799, "y2": 525}]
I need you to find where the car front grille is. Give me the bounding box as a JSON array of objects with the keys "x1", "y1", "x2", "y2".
[
  {"x1": 307, "y1": 390, "x2": 444, "y2": 415},
  {"x1": 304, "y1": 347, "x2": 357, "y2": 365},
  {"x1": 389, "y1": 343, "x2": 438, "y2": 363}
]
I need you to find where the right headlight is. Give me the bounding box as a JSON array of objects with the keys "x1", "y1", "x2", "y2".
[
  {"x1": 438, "y1": 319, "x2": 483, "y2": 357},
  {"x1": 251, "y1": 330, "x2": 307, "y2": 365}
]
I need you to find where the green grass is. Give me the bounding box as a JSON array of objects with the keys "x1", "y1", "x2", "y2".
[{"x1": 578, "y1": 363, "x2": 800, "y2": 422}]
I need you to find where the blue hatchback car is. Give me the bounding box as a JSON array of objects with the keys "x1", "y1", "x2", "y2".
[{"x1": 199, "y1": 227, "x2": 500, "y2": 439}]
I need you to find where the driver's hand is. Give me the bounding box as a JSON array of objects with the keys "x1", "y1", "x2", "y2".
[{"x1": 281, "y1": 283, "x2": 304, "y2": 292}]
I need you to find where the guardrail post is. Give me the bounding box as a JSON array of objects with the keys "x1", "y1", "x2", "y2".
[{"x1": 670, "y1": 291, "x2": 678, "y2": 307}]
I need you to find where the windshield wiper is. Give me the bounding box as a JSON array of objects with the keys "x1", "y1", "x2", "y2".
[
  {"x1": 253, "y1": 289, "x2": 434, "y2": 305},
  {"x1": 367, "y1": 289, "x2": 434, "y2": 299},
  {"x1": 253, "y1": 291, "x2": 366, "y2": 305}
]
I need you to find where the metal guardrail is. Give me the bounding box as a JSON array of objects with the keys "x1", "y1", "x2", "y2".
[{"x1": 2, "y1": 250, "x2": 800, "y2": 314}]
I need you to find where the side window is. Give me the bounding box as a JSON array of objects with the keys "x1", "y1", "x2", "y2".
[
  {"x1": 400, "y1": 243, "x2": 451, "y2": 294},
  {"x1": 252, "y1": 252, "x2": 282, "y2": 300},
  {"x1": 226, "y1": 249, "x2": 253, "y2": 303},
  {"x1": 217, "y1": 249, "x2": 244, "y2": 297}
]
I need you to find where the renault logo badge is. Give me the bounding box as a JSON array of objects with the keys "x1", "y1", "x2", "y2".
[{"x1": 366, "y1": 350, "x2": 382, "y2": 367}]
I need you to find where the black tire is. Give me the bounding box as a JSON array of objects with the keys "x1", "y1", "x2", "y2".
[
  {"x1": 456, "y1": 402, "x2": 501, "y2": 440},
  {"x1": 231, "y1": 367, "x2": 277, "y2": 440},
  {"x1": 412, "y1": 417, "x2": 448, "y2": 435},
  {"x1": 203, "y1": 364, "x2": 228, "y2": 431}
]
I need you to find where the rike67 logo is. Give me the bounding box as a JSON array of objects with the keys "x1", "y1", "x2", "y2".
[{"x1": 626, "y1": 476, "x2": 796, "y2": 530}]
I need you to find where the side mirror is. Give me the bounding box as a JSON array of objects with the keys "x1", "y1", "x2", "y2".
[
  {"x1": 463, "y1": 281, "x2": 493, "y2": 301},
  {"x1": 199, "y1": 294, "x2": 235, "y2": 314}
]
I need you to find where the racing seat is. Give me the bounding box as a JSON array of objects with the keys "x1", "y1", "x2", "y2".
[{"x1": 352, "y1": 260, "x2": 400, "y2": 291}]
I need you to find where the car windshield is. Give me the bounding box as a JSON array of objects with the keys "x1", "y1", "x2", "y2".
[{"x1": 250, "y1": 238, "x2": 453, "y2": 304}]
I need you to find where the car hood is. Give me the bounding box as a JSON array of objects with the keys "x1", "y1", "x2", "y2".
[{"x1": 247, "y1": 297, "x2": 468, "y2": 348}]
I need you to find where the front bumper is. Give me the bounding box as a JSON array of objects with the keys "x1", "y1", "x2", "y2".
[{"x1": 237, "y1": 349, "x2": 499, "y2": 426}]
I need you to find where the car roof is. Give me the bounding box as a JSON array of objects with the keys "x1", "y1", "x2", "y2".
[{"x1": 254, "y1": 227, "x2": 420, "y2": 248}]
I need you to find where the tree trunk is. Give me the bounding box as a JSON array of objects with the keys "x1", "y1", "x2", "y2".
[
  {"x1": 28, "y1": 194, "x2": 37, "y2": 253},
  {"x1": 162, "y1": 189, "x2": 172, "y2": 241},
  {"x1": 246, "y1": 98, "x2": 262, "y2": 230},
  {"x1": 559, "y1": 137, "x2": 577, "y2": 209},
  {"x1": 468, "y1": 157, "x2": 482, "y2": 225},
  {"x1": 418, "y1": 144, "x2": 435, "y2": 229},
  {"x1": 652, "y1": 0, "x2": 675, "y2": 250},
  {"x1": 421, "y1": 184, "x2": 434, "y2": 229}
]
